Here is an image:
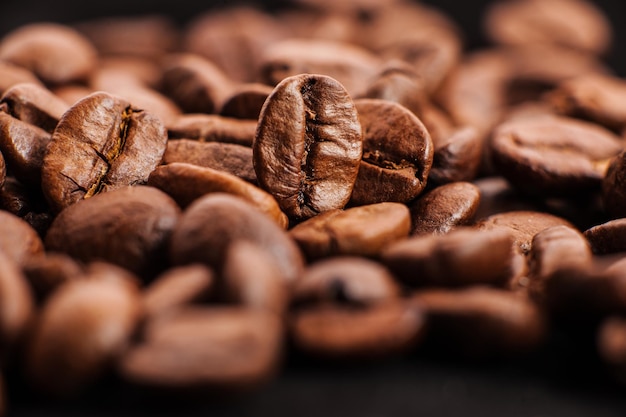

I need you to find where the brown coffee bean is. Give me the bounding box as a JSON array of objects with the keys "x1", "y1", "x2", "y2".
[
  {"x1": 484, "y1": 0, "x2": 612, "y2": 55},
  {"x1": 148, "y1": 163, "x2": 287, "y2": 228},
  {"x1": 292, "y1": 257, "x2": 400, "y2": 307},
  {"x1": 160, "y1": 53, "x2": 234, "y2": 114},
  {"x1": 381, "y1": 227, "x2": 515, "y2": 288},
  {"x1": 142, "y1": 264, "x2": 214, "y2": 319},
  {"x1": 95, "y1": 56, "x2": 164, "y2": 89},
  {"x1": 349, "y1": 99, "x2": 433, "y2": 206},
  {"x1": 162, "y1": 140, "x2": 256, "y2": 184},
  {"x1": 0, "y1": 23, "x2": 97, "y2": 85},
  {"x1": 25, "y1": 263, "x2": 141, "y2": 397},
  {"x1": 119, "y1": 307, "x2": 283, "y2": 391},
  {"x1": 0, "y1": 210, "x2": 44, "y2": 265},
  {"x1": 471, "y1": 176, "x2": 540, "y2": 222},
  {"x1": 170, "y1": 193, "x2": 304, "y2": 286},
  {"x1": 411, "y1": 287, "x2": 546, "y2": 357},
  {"x1": 430, "y1": 126, "x2": 483, "y2": 185},
  {"x1": 0, "y1": 111, "x2": 51, "y2": 185},
  {"x1": 76, "y1": 15, "x2": 180, "y2": 60},
  {"x1": 477, "y1": 210, "x2": 574, "y2": 254},
  {"x1": 584, "y1": 218, "x2": 626, "y2": 254},
  {"x1": 52, "y1": 85, "x2": 94, "y2": 106},
  {"x1": 0, "y1": 250, "x2": 35, "y2": 360},
  {"x1": 221, "y1": 241, "x2": 290, "y2": 315},
  {"x1": 289, "y1": 301, "x2": 424, "y2": 360},
  {"x1": 547, "y1": 73, "x2": 626, "y2": 132},
  {"x1": 0, "y1": 83, "x2": 69, "y2": 133},
  {"x1": 289, "y1": 202, "x2": 410, "y2": 260},
  {"x1": 182, "y1": 6, "x2": 288, "y2": 83},
  {"x1": 167, "y1": 114, "x2": 257, "y2": 147},
  {"x1": 409, "y1": 182, "x2": 481, "y2": 236},
  {"x1": 219, "y1": 83, "x2": 274, "y2": 120},
  {"x1": 0, "y1": 177, "x2": 51, "y2": 237},
  {"x1": 22, "y1": 253, "x2": 84, "y2": 303},
  {"x1": 0, "y1": 61, "x2": 42, "y2": 96},
  {"x1": 259, "y1": 38, "x2": 381, "y2": 98},
  {"x1": 45, "y1": 186, "x2": 181, "y2": 278},
  {"x1": 490, "y1": 115, "x2": 622, "y2": 197},
  {"x1": 254, "y1": 74, "x2": 362, "y2": 220},
  {"x1": 41, "y1": 91, "x2": 168, "y2": 213},
  {"x1": 602, "y1": 151, "x2": 626, "y2": 219},
  {"x1": 598, "y1": 316, "x2": 626, "y2": 382}
]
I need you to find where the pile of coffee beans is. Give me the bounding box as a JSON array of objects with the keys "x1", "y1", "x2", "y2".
[{"x1": 0, "y1": 0, "x2": 625, "y2": 412}]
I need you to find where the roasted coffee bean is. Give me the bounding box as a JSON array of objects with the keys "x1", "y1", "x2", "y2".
[
  {"x1": 142, "y1": 264, "x2": 214, "y2": 319},
  {"x1": 0, "y1": 23, "x2": 97, "y2": 85},
  {"x1": 0, "y1": 177, "x2": 51, "y2": 237},
  {"x1": 119, "y1": 307, "x2": 283, "y2": 391},
  {"x1": 41, "y1": 91, "x2": 168, "y2": 213},
  {"x1": 411, "y1": 287, "x2": 546, "y2": 357},
  {"x1": 477, "y1": 210, "x2": 573, "y2": 254},
  {"x1": 259, "y1": 39, "x2": 381, "y2": 98},
  {"x1": 0, "y1": 61, "x2": 42, "y2": 96},
  {"x1": 221, "y1": 241, "x2": 289, "y2": 315},
  {"x1": 22, "y1": 253, "x2": 84, "y2": 303},
  {"x1": 160, "y1": 53, "x2": 234, "y2": 114},
  {"x1": 0, "y1": 112, "x2": 51, "y2": 185},
  {"x1": 162, "y1": 140, "x2": 256, "y2": 184},
  {"x1": 602, "y1": 151, "x2": 626, "y2": 219},
  {"x1": 45, "y1": 186, "x2": 181, "y2": 278},
  {"x1": 598, "y1": 316, "x2": 626, "y2": 382},
  {"x1": 254, "y1": 74, "x2": 362, "y2": 220},
  {"x1": 25, "y1": 263, "x2": 141, "y2": 397},
  {"x1": 292, "y1": 257, "x2": 400, "y2": 307},
  {"x1": 584, "y1": 218, "x2": 626, "y2": 254},
  {"x1": 219, "y1": 83, "x2": 274, "y2": 120},
  {"x1": 484, "y1": 0, "x2": 612, "y2": 55},
  {"x1": 547, "y1": 73, "x2": 626, "y2": 132},
  {"x1": 166, "y1": 114, "x2": 257, "y2": 147},
  {"x1": 289, "y1": 301, "x2": 424, "y2": 360},
  {"x1": 409, "y1": 182, "x2": 480, "y2": 236},
  {"x1": 490, "y1": 115, "x2": 622, "y2": 197},
  {"x1": 430, "y1": 127, "x2": 483, "y2": 185},
  {"x1": 289, "y1": 202, "x2": 410, "y2": 260},
  {"x1": 349, "y1": 98, "x2": 433, "y2": 206},
  {"x1": 170, "y1": 193, "x2": 304, "y2": 285},
  {"x1": 148, "y1": 163, "x2": 286, "y2": 228},
  {"x1": 381, "y1": 227, "x2": 515, "y2": 288},
  {"x1": 471, "y1": 176, "x2": 540, "y2": 221},
  {"x1": 0, "y1": 250, "x2": 35, "y2": 360},
  {"x1": 0, "y1": 83, "x2": 68, "y2": 133},
  {"x1": 526, "y1": 225, "x2": 593, "y2": 302},
  {"x1": 0, "y1": 210, "x2": 44, "y2": 266},
  {"x1": 52, "y1": 84, "x2": 94, "y2": 106}
]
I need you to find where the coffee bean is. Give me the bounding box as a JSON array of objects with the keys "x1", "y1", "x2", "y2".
[
  {"x1": 52, "y1": 85, "x2": 94, "y2": 107},
  {"x1": 490, "y1": 114, "x2": 622, "y2": 197},
  {"x1": 162, "y1": 140, "x2": 256, "y2": 184},
  {"x1": 148, "y1": 163, "x2": 286, "y2": 228},
  {"x1": 0, "y1": 61, "x2": 42, "y2": 96},
  {"x1": 41, "y1": 91, "x2": 168, "y2": 213},
  {"x1": 289, "y1": 202, "x2": 410, "y2": 260},
  {"x1": 598, "y1": 316, "x2": 626, "y2": 382},
  {"x1": 381, "y1": 227, "x2": 515, "y2": 288},
  {"x1": 254, "y1": 74, "x2": 362, "y2": 220},
  {"x1": 411, "y1": 287, "x2": 546, "y2": 357},
  {"x1": 602, "y1": 150, "x2": 626, "y2": 219},
  {"x1": 584, "y1": 218, "x2": 626, "y2": 254},
  {"x1": 119, "y1": 307, "x2": 283, "y2": 391},
  {"x1": 0, "y1": 111, "x2": 51, "y2": 185},
  {"x1": 292, "y1": 256, "x2": 400, "y2": 307},
  {"x1": 170, "y1": 193, "x2": 304, "y2": 286},
  {"x1": 0, "y1": 177, "x2": 51, "y2": 237},
  {"x1": 0, "y1": 210, "x2": 44, "y2": 266},
  {"x1": 484, "y1": 0, "x2": 612, "y2": 55},
  {"x1": 142, "y1": 264, "x2": 215, "y2": 319},
  {"x1": 221, "y1": 241, "x2": 290, "y2": 315},
  {"x1": 219, "y1": 83, "x2": 274, "y2": 120},
  {"x1": 0, "y1": 83, "x2": 68, "y2": 133},
  {"x1": 289, "y1": 301, "x2": 424, "y2": 360},
  {"x1": 349, "y1": 98, "x2": 433, "y2": 206},
  {"x1": 408, "y1": 181, "x2": 480, "y2": 236},
  {"x1": 0, "y1": 23, "x2": 97, "y2": 85},
  {"x1": 477, "y1": 210, "x2": 574, "y2": 254},
  {"x1": 45, "y1": 186, "x2": 181, "y2": 278},
  {"x1": 430, "y1": 126, "x2": 483, "y2": 185},
  {"x1": 471, "y1": 176, "x2": 540, "y2": 221},
  {"x1": 22, "y1": 253, "x2": 84, "y2": 303},
  {"x1": 25, "y1": 263, "x2": 142, "y2": 397},
  {"x1": 167, "y1": 114, "x2": 257, "y2": 147}
]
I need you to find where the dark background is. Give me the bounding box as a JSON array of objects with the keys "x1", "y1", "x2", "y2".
[{"x1": 2, "y1": 0, "x2": 626, "y2": 416}]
